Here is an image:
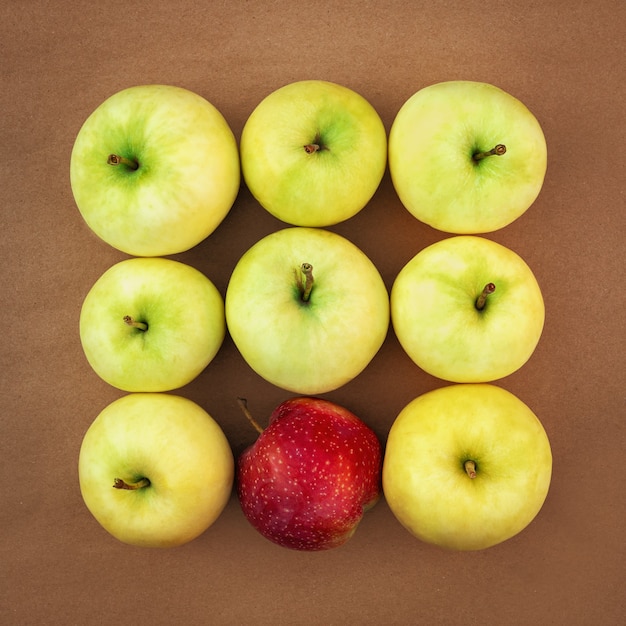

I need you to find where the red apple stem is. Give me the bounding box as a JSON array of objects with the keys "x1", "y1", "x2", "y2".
[
  {"x1": 107, "y1": 154, "x2": 139, "y2": 170},
  {"x1": 473, "y1": 144, "x2": 506, "y2": 161},
  {"x1": 113, "y1": 477, "x2": 150, "y2": 490},
  {"x1": 237, "y1": 398, "x2": 264, "y2": 434},
  {"x1": 123, "y1": 315, "x2": 148, "y2": 331},
  {"x1": 475, "y1": 283, "x2": 496, "y2": 311},
  {"x1": 464, "y1": 460, "x2": 477, "y2": 479}
]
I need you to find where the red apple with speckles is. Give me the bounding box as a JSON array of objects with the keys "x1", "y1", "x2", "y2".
[{"x1": 236, "y1": 397, "x2": 382, "y2": 551}]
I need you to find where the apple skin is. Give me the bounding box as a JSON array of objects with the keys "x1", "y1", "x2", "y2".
[
  {"x1": 225, "y1": 227, "x2": 390, "y2": 394},
  {"x1": 78, "y1": 393, "x2": 234, "y2": 548},
  {"x1": 70, "y1": 84, "x2": 240, "y2": 256},
  {"x1": 237, "y1": 397, "x2": 382, "y2": 551},
  {"x1": 240, "y1": 80, "x2": 387, "y2": 227},
  {"x1": 391, "y1": 235, "x2": 544, "y2": 382},
  {"x1": 79, "y1": 257, "x2": 225, "y2": 392},
  {"x1": 382, "y1": 384, "x2": 552, "y2": 551},
  {"x1": 388, "y1": 80, "x2": 547, "y2": 233}
]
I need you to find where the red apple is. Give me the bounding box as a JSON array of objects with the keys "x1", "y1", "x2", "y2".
[{"x1": 236, "y1": 397, "x2": 382, "y2": 551}]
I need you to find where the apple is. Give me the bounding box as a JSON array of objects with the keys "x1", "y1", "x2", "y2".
[
  {"x1": 225, "y1": 227, "x2": 390, "y2": 394},
  {"x1": 388, "y1": 80, "x2": 547, "y2": 233},
  {"x1": 382, "y1": 383, "x2": 553, "y2": 550},
  {"x1": 237, "y1": 396, "x2": 382, "y2": 551},
  {"x1": 390, "y1": 235, "x2": 544, "y2": 382},
  {"x1": 79, "y1": 257, "x2": 225, "y2": 392},
  {"x1": 70, "y1": 84, "x2": 240, "y2": 256},
  {"x1": 240, "y1": 79, "x2": 387, "y2": 227},
  {"x1": 78, "y1": 393, "x2": 234, "y2": 548}
]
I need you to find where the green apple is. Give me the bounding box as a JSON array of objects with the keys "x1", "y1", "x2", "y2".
[
  {"x1": 79, "y1": 257, "x2": 225, "y2": 392},
  {"x1": 225, "y1": 227, "x2": 390, "y2": 394},
  {"x1": 240, "y1": 80, "x2": 387, "y2": 227},
  {"x1": 391, "y1": 235, "x2": 544, "y2": 382},
  {"x1": 388, "y1": 80, "x2": 547, "y2": 233},
  {"x1": 382, "y1": 383, "x2": 552, "y2": 550},
  {"x1": 70, "y1": 84, "x2": 240, "y2": 256},
  {"x1": 78, "y1": 393, "x2": 234, "y2": 547}
]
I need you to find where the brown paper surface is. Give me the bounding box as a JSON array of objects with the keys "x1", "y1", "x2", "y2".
[{"x1": 2, "y1": 1, "x2": 624, "y2": 624}]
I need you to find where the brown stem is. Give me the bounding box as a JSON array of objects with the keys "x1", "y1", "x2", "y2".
[
  {"x1": 304, "y1": 143, "x2": 320, "y2": 154},
  {"x1": 472, "y1": 144, "x2": 506, "y2": 162},
  {"x1": 124, "y1": 315, "x2": 148, "y2": 331},
  {"x1": 107, "y1": 154, "x2": 139, "y2": 170},
  {"x1": 464, "y1": 460, "x2": 477, "y2": 479},
  {"x1": 113, "y1": 477, "x2": 150, "y2": 490},
  {"x1": 237, "y1": 398, "x2": 264, "y2": 435},
  {"x1": 475, "y1": 283, "x2": 496, "y2": 311},
  {"x1": 300, "y1": 263, "x2": 314, "y2": 302}
]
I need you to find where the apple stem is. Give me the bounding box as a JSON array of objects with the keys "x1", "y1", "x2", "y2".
[
  {"x1": 237, "y1": 398, "x2": 264, "y2": 434},
  {"x1": 472, "y1": 144, "x2": 506, "y2": 162},
  {"x1": 464, "y1": 460, "x2": 477, "y2": 479},
  {"x1": 107, "y1": 154, "x2": 139, "y2": 170},
  {"x1": 123, "y1": 315, "x2": 148, "y2": 331},
  {"x1": 299, "y1": 263, "x2": 314, "y2": 302},
  {"x1": 475, "y1": 283, "x2": 496, "y2": 311},
  {"x1": 113, "y1": 477, "x2": 150, "y2": 490},
  {"x1": 304, "y1": 143, "x2": 320, "y2": 153}
]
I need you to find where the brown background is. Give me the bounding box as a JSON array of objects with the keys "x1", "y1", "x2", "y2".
[{"x1": 2, "y1": 1, "x2": 624, "y2": 624}]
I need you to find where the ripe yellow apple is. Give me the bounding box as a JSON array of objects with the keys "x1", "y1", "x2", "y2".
[
  {"x1": 391, "y1": 236, "x2": 545, "y2": 382},
  {"x1": 389, "y1": 80, "x2": 547, "y2": 233},
  {"x1": 70, "y1": 84, "x2": 240, "y2": 256},
  {"x1": 240, "y1": 80, "x2": 387, "y2": 227},
  {"x1": 78, "y1": 393, "x2": 234, "y2": 547},
  {"x1": 225, "y1": 227, "x2": 390, "y2": 394},
  {"x1": 79, "y1": 257, "x2": 225, "y2": 392},
  {"x1": 382, "y1": 384, "x2": 552, "y2": 550}
]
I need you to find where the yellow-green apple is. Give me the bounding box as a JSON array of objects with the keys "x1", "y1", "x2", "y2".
[
  {"x1": 237, "y1": 397, "x2": 382, "y2": 551},
  {"x1": 382, "y1": 383, "x2": 552, "y2": 550},
  {"x1": 240, "y1": 80, "x2": 387, "y2": 227},
  {"x1": 78, "y1": 393, "x2": 234, "y2": 547},
  {"x1": 388, "y1": 80, "x2": 547, "y2": 233},
  {"x1": 390, "y1": 236, "x2": 544, "y2": 382},
  {"x1": 70, "y1": 84, "x2": 240, "y2": 256},
  {"x1": 79, "y1": 257, "x2": 225, "y2": 392},
  {"x1": 225, "y1": 227, "x2": 390, "y2": 394}
]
